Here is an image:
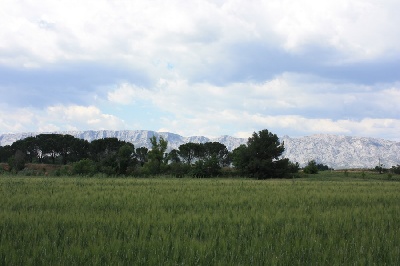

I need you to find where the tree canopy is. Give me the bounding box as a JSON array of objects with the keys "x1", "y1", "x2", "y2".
[
  {"x1": 232, "y1": 129, "x2": 296, "y2": 179},
  {"x1": 0, "y1": 129, "x2": 301, "y2": 178}
]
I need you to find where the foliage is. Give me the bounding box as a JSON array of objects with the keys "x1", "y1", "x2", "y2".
[
  {"x1": 317, "y1": 163, "x2": 332, "y2": 171},
  {"x1": 304, "y1": 160, "x2": 319, "y2": 174},
  {"x1": 191, "y1": 155, "x2": 221, "y2": 177},
  {"x1": 7, "y1": 150, "x2": 26, "y2": 172},
  {"x1": 202, "y1": 142, "x2": 231, "y2": 167},
  {"x1": 177, "y1": 142, "x2": 202, "y2": 165},
  {"x1": 391, "y1": 165, "x2": 400, "y2": 175},
  {"x1": 116, "y1": 144, "x2": 135, "y2": 175},
  {"x1": 146, "y1": 136, "x2": 168, "y2": 175},
  {"x1": 168, "y1": 162, "x2": 191, "y2": 177},
  {"x1": 166, "y1": 149, "x2": 181, "y2": 164},
  {"x1": 374, "y1": 164, "x2": 388, "y2": 174},
  {"x1": 134, "y1": 147, "x2": 148, "y2": 166},
  {"x1": 232, "y1": 129, "x2": 296, "y2": 179},
  {"x1": 72, "y1": 159, "x2": 97, "y2": 176},
  {"x1": 0, "y1": 145, "x2": 13, "y2": 163}
]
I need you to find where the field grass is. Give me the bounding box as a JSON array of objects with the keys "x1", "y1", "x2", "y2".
[{"x1": 1, "y1": 174, "x2": 400, "y2": 265}]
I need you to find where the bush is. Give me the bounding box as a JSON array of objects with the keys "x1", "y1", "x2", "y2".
[
  {"x1": 168, "y1": 162, "x2": 191, "y2": 178},
  {"x1": 191, "y1": 157, "x2": 221, "y2": 178},
  {"x1": 303, "y1": 160, "x2": 318, "y2": 174},
  {"x1": 390, "y1": 165, "x2": 400, "y2": 175},
  {"x1": 72, "y1": 159, "x2": 97, "y2": 176}
]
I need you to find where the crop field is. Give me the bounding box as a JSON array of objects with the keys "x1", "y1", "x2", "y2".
[{"x1": 1, "y1": 175, "x2": 400, "y2": 265}]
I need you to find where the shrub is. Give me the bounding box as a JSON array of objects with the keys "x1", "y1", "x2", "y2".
[
  {"x1": 303, "y1": 160, "x2": 318, "y2": 174},
  {"x1": 390, "y1": 165, "x2": 400, "y2": 175},
  {"x1": 72, "y1": 159, "x2": 97, "y2": 176}
]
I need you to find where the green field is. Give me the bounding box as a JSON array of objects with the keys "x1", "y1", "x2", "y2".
[{"x1": 1, "y1": 175, "x2": 400, "y2": 265}]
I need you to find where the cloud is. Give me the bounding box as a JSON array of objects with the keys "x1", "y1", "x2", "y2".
[
  {"x1": 1, "y1": 0, "x2": 399, "y2": 68},
  {"x1": 46, "y1": 105, "x2": 127, "y2": 130},
  {"x1": 0, "y1": 104, "x2": 127, "y2": 134},
  {"x1": 107, "y1": 83, "x2": 151, "y2": 105},
  {"x1": 1, "y1": 0, "x2": 400, "y2": 140},
  {"x1": 103, "y1": 74, "x2": 400, "y2": 139}
]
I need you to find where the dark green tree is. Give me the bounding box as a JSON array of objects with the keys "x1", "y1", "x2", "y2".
[
  {"x1": 232, "y1": 129, "x2": 292, "y2": 179},
  {"x1": 203, "y1": 142, "x2": 230, "y2": 167},
  {"x1": 36, "y1": 134, "x2": 61, "y2": 164},
  {"x1": 135, "y1": 147, "x2": 148, "y2": 166},
  {"x1": 116, "y1": 143, "x2": 135, "y2": 175},
  {"x1": 145, "y1": 136, "x2": 168, "y2": 174},
  {"x1": 8, "y1": 150, "x2": 26, "y2": 172},
  {"x1": 166, "y1": 149, "x2": 181, "y2": 164},
  {"x1": 303, "y1": 160, "x2": 319, "y2": 174},
  {"x1": 316, "y1": 163, "x2": 331, "y2": 171},
  {"x1": 178, "y1": 142, "x2": 203, "y2": 165},
  {"x1": 11, "y1": 137, "x2": 37, "y2": 163},
  {"x1": 58, "y1": 134, "x2": 84, "y2": 164},
  {"x1": 89, "y1": 138, "x2": 133, "y2": 175},
  {"x1": 72, "y1": 158, "x2": 97, "y2": 176},
  {"x1": 0, "y1": 145, "x2": 13, "y2": 163},
  {"x1": 191, "y1": 155, "x2": 221, "y2": 178},
  {"x1": 390, "y1": 165, "x2": 400, "y2": 174}
]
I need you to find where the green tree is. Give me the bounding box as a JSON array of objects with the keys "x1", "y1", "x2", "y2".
[
  {"x1": 0, "y1": 145, "x2": 13, "y2": 163},
  {"x1": 116, "y1": 143, "x2": 135, "y2": 175},
  {"x1": 178, "y1": 142, "x2": 203, "y2": 165},
  {"x1": 145, "y1": 136, "x2": 168, "y2": 174},
  {"x1": 191, "y1": 155, "x2": 221, "y2": 178},
  {"x1": 36, "y1": 134, "x2": 61, "y2": 164},
  {"x1": 72, "y1": 159, "x2": 97, "y2": 176},
  {"x1": 316, "y1": 163, "x2": 331, "y2": 171},
  {"x1": 8, "y1": 150, "x2": 26, "y2": 172},
  {"x1": 89, "y1": 138, "x2": 133, "y2": 175},
  {"x1": 390, "y1": 165, "x2": 400, "y2": 174},
  {"x1": 203, "y1": 142, "x2": 230, "y2": 167},
  {"x1": 166, "y1": 149, "x2": 181, "y2": 164},
  {"x1": 303, "y1": 160, "x2": 319, "y2": 174},
  {"x1": 58, "y1": 134, "x2": 87, "y2": 164},
  {"x1": 11, "y1": 137, "x2": 37, "y2": 163},
  {"x1": 135, "y1": 147, "x2": 148, "y2": 166},
  {"x1": 232, "y1": 129, "x2": 292, "y2": 179}
]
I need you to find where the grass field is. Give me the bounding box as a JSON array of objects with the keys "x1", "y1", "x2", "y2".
[{"x1": 1, "y1": 174, "x2": 400, "y2": 265}]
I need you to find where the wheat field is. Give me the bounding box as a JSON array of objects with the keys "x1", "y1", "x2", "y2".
[{"x1": 1, "y1": 176, "x2": 399, "y2": 265}]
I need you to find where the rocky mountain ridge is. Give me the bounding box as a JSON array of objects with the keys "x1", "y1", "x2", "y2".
[{"x1": 1, "y1": 130, "x2": 399, "y2": 169}]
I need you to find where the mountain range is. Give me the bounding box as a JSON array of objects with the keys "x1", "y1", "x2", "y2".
[{"x1": 1, "y1": 130, "x2": 399, "y2": 169}]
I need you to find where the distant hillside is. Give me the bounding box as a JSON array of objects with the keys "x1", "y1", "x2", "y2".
[{"x1": 1, "y1": 130, "x2": 399, "y2": 169}]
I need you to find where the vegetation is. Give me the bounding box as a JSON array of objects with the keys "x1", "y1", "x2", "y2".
[
  {"x1": 232, "y1": 129, "x2": 297, "y2": 179},
  {"x1": 0, "y1": 129, "x2": 300, "y2": 178},
  {"x1": 303, "y1": 160, "x2": 319, "y2": 174},
  {"x1": 1, "y1": 176, "x2": 400, "y2": 265},
  {"x1": 1, "y1": 128, "x2": 399, "y2": 178}
]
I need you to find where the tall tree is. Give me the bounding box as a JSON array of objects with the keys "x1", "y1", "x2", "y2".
[
  {"x1": 0, "y1": 145, "x2": 13, "y2": 163},
  {"x1": 116, "y1": 143, "x2": 135, "y2": 175},
  {"x1": 232, "y1": 129, "x2": 292, "y2": 179},
  {"x1": 178, "y1": 142, "x2": 203, "y2": 165},
  {"x1": 203, "y1": 142, "x2": 230, "y2": 167},
  {"x1": 135, "y1": 147, "x2": 148, "y2": 166},
  {"x1": 146, "y1": 136, "x2": 168, "y2": 174}
]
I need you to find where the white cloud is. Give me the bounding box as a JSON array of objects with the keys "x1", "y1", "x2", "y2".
[
  {"x1": 107, "y1": 83, "x2": 151, "y2": 105},
  {"x1": 46, "y1": 105, "x2": 126, "y2": 130},
  {"x1": 0, "y1": 104, "x2": 127, "y2": 134},
  {"x1": 1, "y1": 0, "x2": 400, "y2": 140},
  {"x1": 103, "y1": 75, "x2": 400, "y2": 139},
  {"x1": 0, "y1": 107, "x2": 36, "y2": 133},
  {"x1": 1, "y1": 0, "x2": 399, "y2": 69}
]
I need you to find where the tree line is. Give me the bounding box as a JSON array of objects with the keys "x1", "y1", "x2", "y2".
[{"x1": 0, "y1": 129, "x2": 302, "y2": 178}]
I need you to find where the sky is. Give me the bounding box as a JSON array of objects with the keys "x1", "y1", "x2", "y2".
[{"x1": 0, "y1": 0, "x2": 399, "y2": 140}]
